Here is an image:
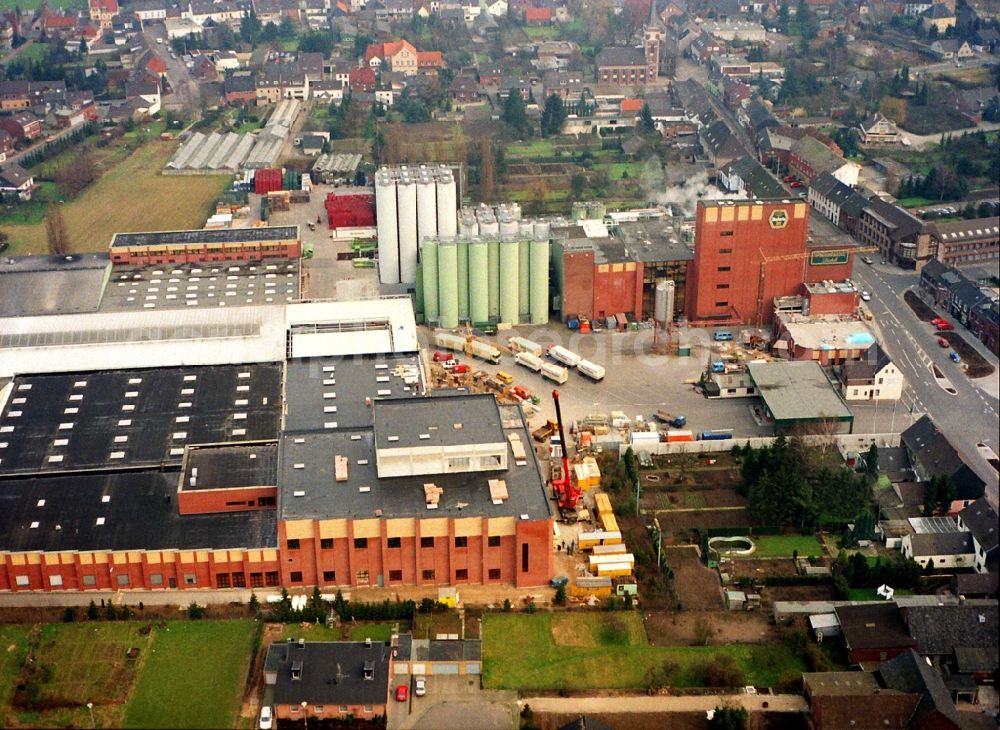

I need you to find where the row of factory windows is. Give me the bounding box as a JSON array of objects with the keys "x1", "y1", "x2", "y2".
[
  {"x1": 16, "y1": 570, "x2": 281, "y2": 590},
  {"x1": 282, "y1": 568, "x2": 503, "y2": 585},
  {"x1": 286, "y1": 535, "x2": 503, "y2": 551}
]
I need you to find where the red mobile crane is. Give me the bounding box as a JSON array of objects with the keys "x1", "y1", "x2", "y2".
[{"x1": 550, "y1": 389, "x2": 581, "y2": 521}]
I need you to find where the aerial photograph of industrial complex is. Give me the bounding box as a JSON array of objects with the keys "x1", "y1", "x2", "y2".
[{"x1": 0, "y1": 0, "x2": 997, "y2": 726}]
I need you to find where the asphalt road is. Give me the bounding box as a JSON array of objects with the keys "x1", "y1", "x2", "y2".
[
  {"x1": 143, "y1": 30, "x2": 201, "y2": 112},
  {"x1": 852, "y1": 260, "x2": 999, "y2": 506}
]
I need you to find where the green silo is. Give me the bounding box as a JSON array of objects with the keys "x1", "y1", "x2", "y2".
[
  {"x1": 421, "y1": 239, "x2": 439, "y2": 324},
  {"x1": 438, "y1": 240, "x2": 459, "y2": 329}
]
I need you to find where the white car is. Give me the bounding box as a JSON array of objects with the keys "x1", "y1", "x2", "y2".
[
  {"x1": 259, "y1": 706, "x2": 273, "y2": 730},
  {"x1": 415, "y1": 677, "x2": 426, "y2": 696},
  {"x1": 861, "y1": 291, "x2": 871, "y2": 302}
]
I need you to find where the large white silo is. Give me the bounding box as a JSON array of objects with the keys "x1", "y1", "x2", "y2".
[
  {"x1": 375, "y1": 170, "x2": 399, "y2": 284},
  {"x1": 654, "y1": 280, "x2": 676, "y2": 326},
  {"x1": 416, "y1": 170, "x2": 438, "y2": 247},
  {"x1": 436, "y1": 166, "x2": 458, "y2": 237},
  {"x1": 397, "y1": 173, "x2": 418, "y2": 284}
]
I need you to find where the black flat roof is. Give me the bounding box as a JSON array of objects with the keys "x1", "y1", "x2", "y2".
[
  {"x1": 283, "y1": 354, "x2": 423, "y2": 434},
  {"x1": 0, "y1": 253, "x2": 109, "y2": 318},
  {"x1": 268, "y1": 641, "x2": 391, "y2": 708},
  {"x1": 110, "y1": 226, "x2": 299, "y2": 248},
  {"x1": 0, "y1": 364, "x2": 282, "y2": 476},
  {"x1": 0, "y1": 470, "x2": 277, "y2": 552},
  {"x1": 373, "y1": 395, "x2": 505, "y2": 450},
  {"x1": 278, "y1": 402, "x2": 551, "y2": 522},
  {"x1": 181, "y1": 442, "x2": 279, "y2": 491}
]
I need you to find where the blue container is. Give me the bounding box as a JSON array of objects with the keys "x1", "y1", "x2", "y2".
[{"x1": 567, "y1": 318, "x2": 580, "y2": 330}]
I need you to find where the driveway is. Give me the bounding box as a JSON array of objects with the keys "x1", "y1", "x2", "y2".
[{"x1": 389, "y1": 675, "x2": 517, "y2": 730}]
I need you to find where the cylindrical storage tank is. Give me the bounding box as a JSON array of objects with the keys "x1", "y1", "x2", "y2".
[
  {"x1": 397, "y1": 175, "x2": 418, "y2": 283},
  {"x1": 416, "y1": 174, "x2": 437, "y2": 247},
  {"x1": 456, "y1": 238, "x2": 469, "y2": 322},
  {"x1": 518, "y1": 220, "x2": 533, "y2": 238},
  {"x1": 509, "y1": 202, "x2": 522, "y2": 220},
  {"x1": 654, "y1": 279, "x2": 676, "y2": 325},
  {"x1": 533, "y1": 220, "x2": 550, "y2": 240},
  {"x1": 500, "y1": 238, "x2": 519, "y2": 325},
  {"x1": 499, "y1": 215, "x2": 518, "y2": 238},
  {"x1": 518, "y1": 239, "x2": 530, "y2": 318},
  {"x1": 571, "y1": 202, "x2": 587, "y2": 221},
  {"x1": 469, "y1": 240, "x2": 489, "y2": 323},
  {"x1": 421, "y1": 238, "x2": 439, "y2": 323},
  {"x1": 437, "y1": 239, "x2": 459, "y2": 329},
  {"x1": 459, "y1": 210, "x2": 477, "y2": 237},
  {"x1": 375, "y1": 171, "x2": 399, "y2": 284},
  {"x1": 436, "y1": 166, "x2": 458, "y2": 237},
  {"x1": 479, "y1": 214, "x2": 499, "y2": 238},
  {"x1": 587, "y1": 201, "x2": 606, "y2": 220},
  {"x1": 414, "y1": 265, "x2": 424, "y2": 323},
  {"x1": 529, "y1": 238, "x2": 549, "y2": 325},
  {"x1": 487, "y1": 237, "x2": 500, "y2": 319}
]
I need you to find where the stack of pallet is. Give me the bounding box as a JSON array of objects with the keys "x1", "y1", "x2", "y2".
[{"x1": 423, "y1": 483, "x2": 443, "y2": 509}]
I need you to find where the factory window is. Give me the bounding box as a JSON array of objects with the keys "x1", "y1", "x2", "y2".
[
  {"x1": 521, "y1": 544, "x2": 529, "y2": 573},
  {"x1": 265, "y1": 571, "x2": 280, "y2": 586},
  {"x1": 225, "y1": 501, "x2": 246, "y2": 507},
  {"x1": 356, "y1": 570, "x2": 370, "y2": 585},
  {"x1": 448, "y1": 456, "x2": 471, "y2": 470},
  {"x1": 339, "y1": 706, "x2": 348, "y2": 714},
  {"x1": 323, "y1": 570, "x2": 336, "y2": 582},
  {"x1": 719, "y1": 248, "x2": 733, "y2": 254},
  {"x1": 258, "y1": 496, "x2": 276, "y2": 507},
  {"x1": 716, "y1": 284, "x2": 730, "y2": 289},
  {"x1": 715, "y1": 301, "x2": 729, "y2": 307},
  {"x1": 183, "y1": 574, "x2": 196, "y2": 586},
  {"x1": 717, "y1": 266, "x2": 731, "y2": 272},
  {"x1": 488, "y1": 568, "x2": 501, "y2": 580},
  {"x1": 421, "y1": 536, "x2": 435, "y2": 548},
  {"x1": 216, "y1": 574, "x2": 231, "y2": 588},
  {"x1": 232, "y1": 573, "x2": 246, "y2": 588},
  {"x1": 82, "y1": 575, "x2": 96, "y2": 586},
  {"x1": 290, "y1": 571, "x2": 303, "y2": 583},
  {"x1": 286, "y1": 539, "x2": 300, "y2": 550},
  {"x1": 422, "y1": 569, "x2": 435, "y2": 581},
  {"x1": 117, "y1": 575, "x2": 130, "y2": 587},
  {"x1": 455, "y1": 569, "x2": 468, "y2": 581},
  {"x1": 479, "y1": 455, "x2": 502, "y2": 469},
  {"x1": 354, "y1": 537, "x2": 368, "y2": 549},
  {"x1": 387, "y1": 537, "x2": 401, "y2": 549},
  {"x1": 49, "y1": 575, "x2": 63, "y2": 587},
  {"x1": 488, "y1": 536, "x2": 501, "y2": 547},
  {"x1": 719, "y1": 231, "x2": 734, "y2": 236},
  {"x1": 250, "y1": 573, "x2": 264, "y2": 588},
  {"x1": 454, "y1": 536, "x2": 468, "y2": 548},
  {"x1": 150, "y1": 573, "x2": 163, "y2": 586},
  {"x1": 320, "y1": 538, "x2": 334, "y2": 550},
  {"x1": 389, "y1": 570, "x2": 403, "y2": 582},
  {"x1": 15, "y1": 575, "x2": 28, "y2": 587}
]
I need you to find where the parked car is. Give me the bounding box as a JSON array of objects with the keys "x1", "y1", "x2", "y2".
[
  {"x1": 937, "y1": 337, "x2": 949, "y2": 347},
  {"x1": 861, "y1": 291, "x2": 871, "y2": 302},
  {"x1": 396, "y1": 685, "x2": 409, "y2": 702},
  {"x1": 783, "y1": 175, "x2": 796, "y2": 182},
  {"x1": 950, "y1": 351, "x2": 961, "y2": 363},
  {"x1": 931, "y1": 317, "x2": 947, "y2": 326},
  {"x1": 259, "y1": 706, "x2": 273, "y2": 730},
  {"x1": 432, "y1": 351, "x2": 453, "y2": 362},
  {"x1": 861, "y1": 256, "x2": 873, "y2": 265},
  {"x1": 415, "y1": 677, "x2": 426, "y2": 696},
  {"x1": 790, "y1": 181, "x2": 803, "y2": 188},
  {"x1": 936, "y1": 320, "x2": 955, "y2": 331},
  {"x1": 452, "y1": 364, "x2": 470, "y2": 374}
]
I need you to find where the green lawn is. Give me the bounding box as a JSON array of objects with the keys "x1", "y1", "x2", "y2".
[
  {"x1": 751, "y1": 535, "x2": 824, "y2": 558},
  {"x1": 348, "y1": 623, "x2": 397, "y2": 643},
  {"x1": 0, "y1": 624, "x2": 32, "y2": 727},
  {"x1": 523, "y1": 25, "x2": 560, "y2": 40},
  {"x1": 124, "y1": 621, "x2": 257, "y2": 730},
  {"x1": 596, "y1": 162, "x2": 643, "y2": 180},
  {"x1": 14, "y1": 42, "x2": 51, "y2": 63},
  {"x1": 896, "y1": 196, "x2": 935, "y2": 208},
  {"x1": 482, "y1": 613, "x2": 805, "y2": 691},
  {"x1": 507, "y1": 140, "x2": 556, "y2": 158}
]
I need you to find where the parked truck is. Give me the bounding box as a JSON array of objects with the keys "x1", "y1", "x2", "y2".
[
  {"x1": 654, "y1": 410, "x2": 687, "y2": 428},
  {"x1": 700, "y1": 428, "x2": 734, "y2": 441},
  {"x1": 547, "y1": 345, "x2": 581, "y2": 368},
  {"x1": 470, "y1": 340, "x2": 502, "y2": 364},
  {"x1": 666, "y1": 430, "x2": 694, "y2": 443},
  {"x1": 434, "y1": 332, "x2": 466, "y2": 353},
  {"x1": 541, "y1": 361, "x2": 569, "y2": 384},
  {"x1": 577, "y1": 359, "x2": 606, "y2": 381},
  {"x1": 514, "y1": 351, "x2": 544, "y2": 372},
  {"x1": 508, "y1": 337, "x2": 543, "y2": 357}
]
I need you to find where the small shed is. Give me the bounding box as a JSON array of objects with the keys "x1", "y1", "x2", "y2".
[
  {"x1": 725, "y1": 590, "x2": 746, "y2": 610},
  {"x1": 809, "y1": 612, "x2": 841, "y2": 641}
]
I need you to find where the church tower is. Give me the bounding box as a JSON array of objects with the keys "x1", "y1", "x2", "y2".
[{"x1": 643, "y1": 0, "x2": 666, "y2": 81}]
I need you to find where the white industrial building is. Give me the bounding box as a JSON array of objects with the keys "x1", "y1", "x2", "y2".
[{"x1": 375, "y1": 165, "x2": 458, "y2": 285}]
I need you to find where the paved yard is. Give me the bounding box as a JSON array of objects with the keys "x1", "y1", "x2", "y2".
[{"x1": 388, "y1": 675, "x2": 516, "y2": 730}]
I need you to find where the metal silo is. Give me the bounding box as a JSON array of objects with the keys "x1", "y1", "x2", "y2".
[
  {"x1": 571, "y1": 202, "x2": 587, "y2": 221},
  {"x1": 438, "y1": 239, "x2": 459, "y2": 329},
  {"x1": 500, "y1": 238, "x2": 519, "y2": 325},
  {"x1": 469, "y1": 239, "x2": 488, "y2": 323},
  {"x1": 518, "y1": 239, "x2": 530, "y2": 319},
  {"x1": 529, "y1": 238, "x2": 549, "y2": 325},
  {"x1": 416, "y1": 170, "x2": 438, "y2": 247},
  {"x1": 414, "y1": 266, "x2": 424, "y2": 323},
  {"x1": 509, "y1": 202, "x2": 522, "y2": 220},
  {"x1": 422, "y1": 238, "x2": 439, "y2": 324},
  {"x1": 459, "y1": 209, "x2": 478, "y2": 237},
  {"x1": 477, "y1": 207, "x2": 499, "y2": 238},
  {"x1": 518, "y1": 220, "x2": 533, "y2": 238},
  {"x1": 436, "y1": 165, "x2": 458, "y2": 237},
  {"x1": 654, "y1": 279, "x2": 676, "y2": 326},
  {"x1": 499, "y1": 214, "x2": 518, "y2": 238},
  {"x1": 375, "y1": 170, "x2": 399, "y2": 284},
  {"x1": 456, "y1": 238, "x2": 469, "y2": 322},
  {"x1": 587, "y1": 201, "x2": 606, "y2": 220},
  {"x1": 397, "y1": 173, "x2": 418, "y2": 283},
  {"x1": 533, "y1": 220, "x2": 550, "y2": 240},
  {"x1": 487, "y1": 236, "x2": 500, "y2": 319}
]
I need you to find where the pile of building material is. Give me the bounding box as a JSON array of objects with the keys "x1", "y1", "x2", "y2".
[{"x1": 424, "y1": 482, "x2": 443, "y2": 508}]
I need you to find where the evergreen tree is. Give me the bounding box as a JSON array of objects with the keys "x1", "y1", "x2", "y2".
[
  {"x1": 540, "y1": 94, "x2": 567, "y2": 137},
  {"x1": 638, "y1": 102, "x2": 656, "y2": 136},
  {"x1": 866, "y1": 443, "x2": 880, "y2": 479},
  {"x1": 501, "y1": 90, "x2": 531, "y2": 137}
]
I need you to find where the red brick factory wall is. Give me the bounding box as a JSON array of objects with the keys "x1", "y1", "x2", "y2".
[
  {"x1": 560, "y1": 247, "x2": 596, "y2": 321},
  {"x1": 592, "y1": 261, "x2": 644, "y2": 320},
  {"x1": 177, "y1": 485, "x2": 278, "y2": 516}
]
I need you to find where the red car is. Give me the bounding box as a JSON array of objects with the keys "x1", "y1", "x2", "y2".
[
  {"x1": 931, "y1": 317, "x2": 946, "y2": 326},
  {"x1": 790, "y1": 181, "x2": 803, "y2": 188},
  {"x1": 783, "y1": 175, "x2": 796, "y2": 182},
  {"x1": 396, "y1": 685, "x2": 409, "y2": 702},
  {"x1": 937, "y1": 337, "x2": 949, "y2": 347},
  {"x1": 432, "y1": 351, "x2": 452, "y2": 362},
  {"x1": 452, "y1": 364, "x2": 470, "y2": 374},
  {"x1": 936, "y1": 321, "x2": 954, "y2": 331}
]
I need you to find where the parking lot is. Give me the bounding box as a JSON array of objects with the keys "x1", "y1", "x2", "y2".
[{"x1": 387, "y1": 674, "x2": 516, "y2": 730}]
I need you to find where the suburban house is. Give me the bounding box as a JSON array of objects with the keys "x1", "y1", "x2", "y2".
[
  {"x1": 256, "y1": 70, "x2": 309, "y2": 104},
  {"x1": 900, "y1": 415, "x2": 986, "y2": 510},
  {"x1": 263, "y1": 640, "x2": 392, "y2": 721},
  {"x1": 929, "y1": 39, "x2": 974, "y2": 60},
  {"x1": 224, "y1": 73, "x2": 257, "y2": 106},
  {"x1": 0, "y1": 112, "x2": 41, "y2": 141},
  {"x1": 858, "y1": 112, "x2": 902, "y2": 145},
  {"x1": 364, "y1": 40, "x2": 442, "y2": 76},
  {"x1": 807, "y1": 171, "x2": 870, "y2": 235},
  {"x1": 968, "y1": 298, "x2": 999, "y2": 356},
  {"x1": 717, "y1": 155, "x2": 787, "y2": 198},
  {"x1": 840, "y1": 343, "x2": 904, "y2": 400},
  {"x1": 877, "y1": 650, "x2": 961, "y2": 729},
  {"x1": 921, "y1": 3, "x2": 956, "y2": 32},
  {"x1": 788, "y1": 134, "x2": 859, "y2": 186},
  {"x1": 0, "y1": 163, "x2": 35, "y2": 200},
  {"x1": 835, "y1": 603, "x2": 918, "y2": 664},
  {"x1": 87, "y1": 0, "x2": 118, "y2": 31},
  {"x1": 700, "y1": 119, "x2": 746, "y2": 170},
  {"x1": 124, "y1": 80, "x2": 161, "y2": 117},
  {"x1": 957, "y1": 498, "x2": 998, "y2": 573},
  {"x1": 803, "y1": 671, "x2": 923, "y2": 730},
  {"x1": 903, "y1": 603, "x2": 998, "y2": 668},
  {"x1": 901, "y1": 531, "x2": 975, "y2": 570}
]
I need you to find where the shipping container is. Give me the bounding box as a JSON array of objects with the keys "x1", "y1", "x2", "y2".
[
  {"x1": 589, "y1": 553, "x2": 635, "y2": 567},
  {"x1": 547, "y1": 345, "x2": 581, "y2": 368},
  {"x1": 600, "y1": 512, "x2": 619, "y2": 534},
  {"x1": 508, "y1": 337, "x2": 543, "y2": 356},
  {"x1": 595, "y1": 562, "x2": 634, "y2": 578},
  {"x1": 592, "y1": 543, "x2": 628, "y2": 556},
  {"x1": 540, "y1": 361, "x2": 568, "y2": 384},
  {"x1": 325, "y1": 192, "x2": 375, "y2": 229},
  {"x1": 666, "y1": 430, "x2": 694, "y2": 443},
  {"x1": 594, "y1": 492, "x2": 613, "y2": 517},
  {"x1": 470, "y1": 340, "x2": 502, "y2": 364},
  {"x1": 630, "y1": 431, "x2": 662, "y2": 445},
  {"x1": 434, "y1": 332, "x2": 466, "y2": 352},
  {"x1": 577, "y1": 359, "x2": 606, "y2": 381},
  {"x1": 700, "y1": 429, "x2": 734, "y2": 441},
  {"x1": 254, "y1": 168, "x2": 283, "y2": 195},
  {"x1": 570, "y1": 577, "x2": 613, "y2": 598},
  {"x1": 514, "y1": 351, "x2": 543, "y2": 372},
  {"x1": 577, "y1": 530, "x2": 622, "y2": 550}
]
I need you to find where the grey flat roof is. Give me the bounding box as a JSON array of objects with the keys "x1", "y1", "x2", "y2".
[
  {"x1": 278, "y1": 401, "x2": 551, "y2": 522},
  {"x1": 181, "y1": 442, "x2": 279, "y2": 491},
  {"x1": 98, "y1": 259, "x2": 300, "y2": 312},
  {"x1": 110, "y1": 226, "x2": 299, "y2": 248},
  {"x1": 373, "y1": 395, "x2": 505, "y2": 450},
  {"x1": 0, "y1": 470, "x2": 277, "y2": 552},
  {"x1": 747, "y1": 361, "x2": 853, "y2": 422},
  {"x1": 0, "y1": 254, "x2": 109, "y2": 317}
]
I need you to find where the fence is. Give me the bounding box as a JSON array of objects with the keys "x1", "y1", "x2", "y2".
[{"x1": 618, "y1": 432, "x2": 901, "y2": 457}]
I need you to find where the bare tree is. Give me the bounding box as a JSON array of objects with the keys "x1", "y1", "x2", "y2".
[
  {"x1": 45, "y1": 204, "x2": 70, "y2": 256},
  {"x1": 479, "y1": 137, "x2": 496, "y2": 202},
  {"x1": 54, "y1": 152, "x2": 98, "y2": 198}
]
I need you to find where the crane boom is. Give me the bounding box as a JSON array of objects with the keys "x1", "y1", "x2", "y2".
[{"x1": 550, "y1": 389, "x2": 580, "y2": 517}]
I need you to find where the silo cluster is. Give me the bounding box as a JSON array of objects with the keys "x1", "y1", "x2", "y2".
[
  {"x1": 418, "y1": 204, "x2": 550, "y2": 329},
  {"x1": 375, "y1": 165, "x2": 457, "y2": 285}
]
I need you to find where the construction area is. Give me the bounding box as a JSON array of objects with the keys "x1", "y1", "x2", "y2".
[{"x1": 165, "y1": 100, "x2": 300, "y2": 173}]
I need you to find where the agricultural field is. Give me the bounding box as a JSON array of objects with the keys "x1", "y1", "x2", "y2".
[
  {"x1": 482, "y1": 612, "x2": 805, "y2": 691},
  {"x1": 2, "y1": 139, "x2": 230, "y2": 255}
]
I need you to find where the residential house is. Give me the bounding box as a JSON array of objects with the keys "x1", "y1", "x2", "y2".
[
  {"x1": 689, "y1": 32, "x2": 724, "y2": 63},
  {"x1": 900, "y1": 415, "x2": 986, "y2": 508},
  {"x1": 741, "y1": 97, "x2": 779, "y2": 134},
  {"x1": 309, "y1": 79, "x2": 344, "y2": 102},
  {"x1": 929, "y1": 39, "x2": 974, "y2": 60},
  {"x1": 484, "y1": 0, "x2": 507, "y2": 17},
  {"x1": 803, "y1": 671, "x2": 923, "y2": 730},
  {"x1": 125, "y1": 80, "x2": 161, "y2": 117},
  {"x1": 856, "y1": 197, "x2": 931, "y2": 269},
  {"x1": 700, "y1": 119, "x2": 745, "y2": 170},
  {"x1": 263, "y1": 640, "x2": 392, "y2": 721},
  {"x1": 252, "y1": 0, "x2": 282, "y2": 24},
  {"x1": 970, "y1": 27, "x2": 1000, "y2": 52},
  {"x1": 348, "y1": 66, "x2": 376, "y2": 93},
  {"x1": 858, "y1": 112, "x2": 902, "y2": 145},
  {"x1": 365, "y1": 40, "x2": 419, "y2": 76},
  {"x1": 375, "y1": 0, "x2": 414, "y2": 22},
  {"x1": 788, "y1": 134, "x2": 859, "y2": 186},
  {"x1": 187, "y1": 0, "x2": 245, "y2": 25},
  {"x1": 947, "y1": 277, "x2": 988, "y2": 326},
  {"x1": 542, "y1": 70, "x2": 584, "y2": 102},
  {"x1": 901, "y1": 532, "x2": 976, "y2": 570},
  {"x1": 300, "y1": 134, "x2": 326, "y2": 155},
  {"x1": 0, "y1": 79, "x2": 67, "y2": 111},
  {"x1": 190, "y1": 55, "x2": 217, "y2": 81},
  {"x1": 903, "y1": 602, "x2": 998, "y2": 667},
  {"x1": 524, "y1": 6, "x2": 552, "y2": 23},
  {"x1": 478, "y1": 65, "x2": 501, "y2": 86},
  {"x1": 0, "y1": 112, "x2": 41, "y2": 141},
  {"x1": 256, "y1": 69, "x2": 309, "y2": 104},
  {"x1": 595, "y1": 47, "x2": 649, "y2": 86},
  {"x1": 922, "y1": 3, "x2": 956, "y2": 31},
  {"x1": 299, "y1": 52, "x2": 325, "y2": 81},
  {"x1": 918, "y1": 258, "x2": 963, "y2": 307},
  {"x1": 840, "y1": 343, "x2": 904, "y2": 400},
  {"x1": 929, "y1": 217, "x2": 999, "y2": 267},
  {"x1": 807, "y1": 171, "x2": 869, "y2": 236},
  {"x1": 968, "y1": 298, "x2": 999, "y2": 356},
  {"x1": 224, "y1": 73, "x2": 257, "y2": 105},
  {"x1": 0, "y1": 163, "x2": 35, "y2": 201},
  {"x1": 948, "y1": 86, "x2": 998, "y2": 124},
  {"x1": 878, "y1": 650, "x2": 961, "y2": 729},
  {"x1": 132, "y1": 0, "x2": 168, "y2": 24},
  {"x1": 87, "y1": 0, "x2": 118, "y2": 30},
  {"x1": 835, "y1": 603, "x2": 918, "y2": 664},
  {"x1": 951, "y1": 572, "x2": 998, "y2": 598},
  {"x1": 957, "y1": 498, "x2": 998, "y2": 573},
  {"x1": 717, "y1": 154, "x2": 787, "y2": 198},
  {"x1": 448, "y1": 75, "x2": 480, "y2": 104}
]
